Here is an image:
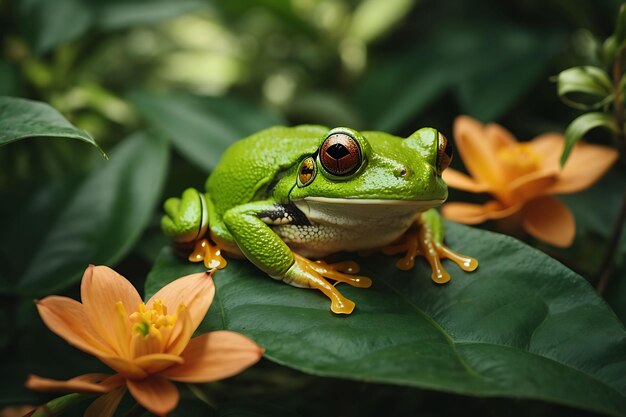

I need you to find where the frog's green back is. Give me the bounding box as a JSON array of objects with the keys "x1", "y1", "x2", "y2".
[{"x1": 206, "y1": 125, "x2": 328, "y2": 215}]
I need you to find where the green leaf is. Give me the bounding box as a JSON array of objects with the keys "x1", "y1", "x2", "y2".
[
  {"x1": 354, "y1": 21, "x2": 563, "y2": 130},
  {"x1": 455, "y1": 29, "x2": 563, "y2": 122},
  {"x1": 288, "y1": 92, "x2": 364, "y2": 129},
  {"x1": 562, "y1": 112, "x2": 618, "y2": 165},
  {"x1": 16, "y1": 132, "x2": 169, "y2": 296},
  {"x1": 130, "y1": 91, "x2": 285, "y2": 173},
  {"x1": 348, "y1": 0, "x2": 416, "y2": 43},
  {"x1": 556, "y1": 66, "x2": 614, "y2": 110},
  {"x1": 0, "y1": 96, "x2": 105, "y2": 157},
  {"x1": 146, "y1": 223, "x2": 626, "y2": 417},
  {"x1": 0, "y1": 60, "x2": 22, "y2": 96},
  {"x1": 16, "y1": 0, "x2": 208, "y2": 54}
]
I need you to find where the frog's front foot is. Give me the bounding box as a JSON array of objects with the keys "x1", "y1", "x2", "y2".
[
  {"x1": 383, "y1": 218, "x2": 478, "y2": 284},
  {"x1": 161, "y1": 188, "x2": 227, "y2": 270},
  {"x1": 283, "y1": 253, "x2": 372, "y2": 314}
]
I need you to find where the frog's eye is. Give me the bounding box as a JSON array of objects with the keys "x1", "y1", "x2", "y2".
[
  {"x1": 319, "y1": 132, "x2": 362, "y2": 177},
  {"x1": 437, "y1": 132, "x2": 453, "y2": 173},
  {"x1": 297, "y1": 156, "x2": 317, "y2": 187}
]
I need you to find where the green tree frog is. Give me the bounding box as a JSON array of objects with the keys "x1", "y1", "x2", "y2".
[{"x1": 161, "y1": 125, "x2": 477, "y2": 314}]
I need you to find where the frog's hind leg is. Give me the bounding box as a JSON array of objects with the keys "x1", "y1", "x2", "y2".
[
  {"x1": 223, "y1": 200, "x2": 372, "y2": 314},
  {"x1": 382, "y1": 209, "x2": 478, "y2": 284}
]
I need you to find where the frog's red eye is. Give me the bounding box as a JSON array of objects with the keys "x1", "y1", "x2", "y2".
[
  {"x1": 319, "y1": 133, "x2": 362, "y2": 176},
  {"x1": 437, "y1": 132, "x2": 453, "y2": 173}
]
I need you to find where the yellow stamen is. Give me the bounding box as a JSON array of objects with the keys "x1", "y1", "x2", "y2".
[
  {"x1": 128, "y1": 300, "x2": 179, "y2": 338},
  {"x1": 497, "y1": 144, "x2": 542, "y2": 178}
]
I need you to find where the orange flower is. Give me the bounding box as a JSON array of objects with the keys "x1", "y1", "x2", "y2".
[
  {"x1": 441, "y1": 116, "x2": 618, "y2": 247},
  {"x1": 26, "y1": 265, "x2": 263, "y2": 417}
]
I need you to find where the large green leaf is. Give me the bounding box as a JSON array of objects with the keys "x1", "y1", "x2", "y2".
[
  {"x1": 354, "y1": 22, "x2": 563, "y2": 131},
  {"x1": 0, "y1": 96, "x2": 104, "y2": 156},
  {"x1": 130, "y1": 91, "x2": 285, "y2": 172},
  {"x1": 146, "y1": 223, "x2": 626, "y2": 417},
  {"x1": 15, "y1": 132, "x2": 169, "y2": 296}
]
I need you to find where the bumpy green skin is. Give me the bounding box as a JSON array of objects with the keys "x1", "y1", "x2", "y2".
[{"x1": 161, "y1": 124, "x2": 448, "y2": 279}]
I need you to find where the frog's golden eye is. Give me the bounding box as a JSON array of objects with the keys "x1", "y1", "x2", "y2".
[
  {"x1": 297, "y1": 156, "x2": 316, "y2": 187},
  {"x1": 437, "y1": 132, "x2": 453, "y2": 173},
  {"x1": 319, "y1": 133, "x2": 362, "y2": 177}
]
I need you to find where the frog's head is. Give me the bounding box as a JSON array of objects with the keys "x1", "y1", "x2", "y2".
[{"x1": 289, "y1": 127, "x2": 452, "y2": 218}]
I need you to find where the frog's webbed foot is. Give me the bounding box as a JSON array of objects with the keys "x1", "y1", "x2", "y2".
[
  {"x1": 284, "y1": 253, "x2": 372, "y2": 314},
  {"x1": 382, "y1": 219, "x2": 477, "y2": 284},
  {"x1": 188, "y1": 238, "x2": 228, "y2": 270}
]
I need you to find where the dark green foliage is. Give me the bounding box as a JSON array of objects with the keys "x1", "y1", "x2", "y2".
[{"x1": 1, "y1": 1, "x2": 626, "y2": 416}]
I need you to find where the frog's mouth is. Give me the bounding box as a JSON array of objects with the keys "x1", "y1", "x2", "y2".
[{"x1": 293, "y1": 196, "x2": 444, "y2": 226}]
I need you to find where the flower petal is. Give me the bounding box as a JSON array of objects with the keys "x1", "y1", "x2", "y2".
[
  {"x1": 442, "y1": 169, "x2": 490, "y2": 193},
  {"x1": 25, "y1": 373, "x2": 121, "y2": 394},
  {"x1": 453, "y1": 116, "x2": 509, "y2": 186},
  {"x1": 127, "y1": 377, "x2": 179, "y2": 417},
  {"x1": 161, "y1": 331, "x2": 263, "y2": 383},
  {"x1": 551, "y1": 142, "x2": 619, "y2": 194},
  {"x1": 85, "y1": 386, "x2": 126, "y2": 417},
  {"x1": 134, "y1": 353, "x2": 184, "y2": 374},
  {"x1": 35, "y1": 296, "x2": 114, "y2": 357},
  {"x1": 485, "y1": 122, "x2": 518, "y2": 147},
  {"x1": 521, "y1": 196, "x2": 575, "y2": 247},
  {"x1": 147, "y1": 272, "x2": 215, "y2": 334},
  {"x1": 528, "y1": 133, "x2": 564, "y2": 170},
  {"x1": 99, "y1": 356, "x2": 148, "y2": 380},
  {"x1": 508, "y1": 170, "x2": 559, "y2": 203},
  {"x1": 81, "y1": 265, "x2": 142, "y2": 358},
  {"x1": 441, "y1": 201, "x2": 522, "y2": 225},
  {"x1": 165, "y1": 305, "x2": 194, "y2": 356}
]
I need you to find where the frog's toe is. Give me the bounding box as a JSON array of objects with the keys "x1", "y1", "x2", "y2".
[
  {"x1": 189, "y1": 238, "x2": 227, "y2": 270},
  {"x1": 284, "y1": 253, "x2": 369, "y2": 314},
  {"x1": 306, "y1": 256, "x2": 372, "y2": 288},
  {"x1": 383, "y1": 222, "x2": 478, "y2": 284},
  {"x1": 330, "y1": 297, "x2": 356, "y2": 315},
  {"x1": 437, "y1": 245, "x2": 478, "y2": 272}
]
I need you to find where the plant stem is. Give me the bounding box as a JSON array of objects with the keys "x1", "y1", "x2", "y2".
[
  {"x1": 596, "y1": 185, "x2": 626, "y2": 294},
  {"x1": 596, "y1": 46, "x2": 626, "y2": 294},
  {"x1": 614, "y1": 46, "x2": 626, "y2": 155},
  {"x1": 26, "y1": 393, "x2": 91, "y2": 417}
]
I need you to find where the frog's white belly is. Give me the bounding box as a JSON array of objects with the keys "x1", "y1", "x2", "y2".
[{"x1": 273, "y1": 197, "x2": 443, "y2": 258}]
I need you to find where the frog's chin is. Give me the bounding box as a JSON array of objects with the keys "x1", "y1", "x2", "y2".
[{"x1": 293, "y1": 196, "x2": 444, "y2": 226}]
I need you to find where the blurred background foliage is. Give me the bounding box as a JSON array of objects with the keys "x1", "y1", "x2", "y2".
[{"x1": 1, "y1": 0, "x2": 626, "y2": 416}]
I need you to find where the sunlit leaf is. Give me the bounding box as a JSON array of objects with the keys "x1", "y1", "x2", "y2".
[
  {"x1": 349, "y1": 0, "x2": 416, "y2": 43},
  {"x1": 0, "y1": 96, "x2": 105, "y2": 157},
  {"x1": 556, "y1": 66, "x2": 614, "y2": 110},
  {"x1": 130, "y1": 91, "x2": 285, "y2": 172},
  {"x1": 16, "y1": 132, "x2": 169, "y2": 296},
  {"x1": 562, "y1": 112, "x2": 618, "y2": 165},
  {"x1": 146, "y1": 223, "x2": 626, "y2": 417}
]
